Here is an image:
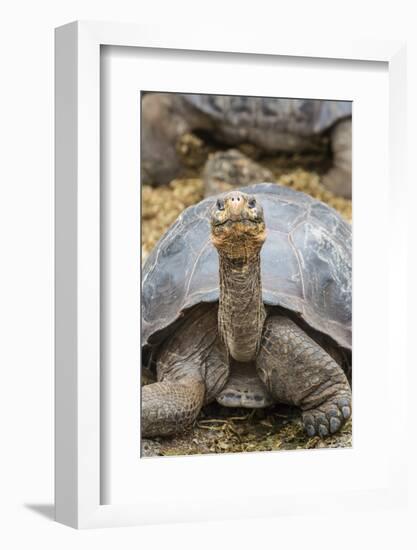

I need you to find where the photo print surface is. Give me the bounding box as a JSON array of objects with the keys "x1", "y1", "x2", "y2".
[{"x1": 140, "y1": 93, "x2": 352, "y2": 458}]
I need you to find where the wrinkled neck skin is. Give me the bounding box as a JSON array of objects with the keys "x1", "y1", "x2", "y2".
[{"x1": 218, "y1": 248, "x2": 266, "y2": 363}]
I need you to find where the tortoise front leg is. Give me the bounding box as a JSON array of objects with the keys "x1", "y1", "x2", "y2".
[
  {"x1": 256, "y1": 316, "x2": 351, "y2": 437},
  {"x1": 142, "y1": 377, "x2": 205, "y2": 437},
  {"x1": 141, "y1": 93, "x2": 213, "y2": 185},
  {"x1": 141, "y1": 93, "x2": 188, "y2": 185},
  {"x1": 142, "y1": 305, "x2": 229, "y2": 438}
]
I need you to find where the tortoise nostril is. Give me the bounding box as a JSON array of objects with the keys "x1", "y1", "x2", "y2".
[{"x1": 216, "y1": 198, "x2": 225, "y2": 211}]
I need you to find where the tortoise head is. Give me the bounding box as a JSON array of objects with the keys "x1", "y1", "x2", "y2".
[{"x1": 210, "y1": 191, "x2": 266, "y2": 259}]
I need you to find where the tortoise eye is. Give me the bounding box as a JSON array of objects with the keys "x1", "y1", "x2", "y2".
[
  {"x1": 248, "y1": 197, "x2": 256, "y2": 209},
  {"x1": 216, "y1": 198, "x2": 225, "y2": 211}
]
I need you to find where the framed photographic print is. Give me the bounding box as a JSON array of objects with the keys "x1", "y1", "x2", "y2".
[
  {"x1": 55, "y1": 21, "x2": 407, "y2": 528},
  {"x1": 140, "y1": 91, "x2": 353, "y2": 459}
]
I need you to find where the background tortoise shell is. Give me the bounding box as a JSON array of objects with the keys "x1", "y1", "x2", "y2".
[
  {"x1": 183, "y1": 95, "x2": 352, "y2": 136},
  {"x1": 142, "y1": 183, "x2": 351, "y2": 352}
]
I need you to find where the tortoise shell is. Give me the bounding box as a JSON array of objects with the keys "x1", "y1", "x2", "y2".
[
  {"x1": 183, "y1": 95, "x2": 352, "y2": 135},
  {"x1": 142, "y1": 183, "x2": 351, "y2": 351}
]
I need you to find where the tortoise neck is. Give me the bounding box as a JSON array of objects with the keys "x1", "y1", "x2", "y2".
[{"x1": 218, "y1": 251, "x2": 266, "y2": 362}]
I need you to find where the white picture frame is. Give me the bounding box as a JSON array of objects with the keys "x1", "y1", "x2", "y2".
[{"x1": 55, "y1": 20, "x2": 407, "y2": 529}]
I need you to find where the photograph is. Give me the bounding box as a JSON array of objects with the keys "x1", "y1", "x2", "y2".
[{"x1": 140, "y1": 92, "x2": 352, "y2": 458}]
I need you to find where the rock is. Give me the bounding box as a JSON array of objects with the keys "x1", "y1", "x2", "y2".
[{"x1": 203, "y1": 149, "x2": 275, "y2": 196}]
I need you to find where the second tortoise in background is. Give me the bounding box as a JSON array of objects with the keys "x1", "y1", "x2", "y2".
[{"x1": 141, "y1": 94, "x2": 352, "y2": 198}]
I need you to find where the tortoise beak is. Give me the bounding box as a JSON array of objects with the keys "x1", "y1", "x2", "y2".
[{"x1": 226, "y1": 191, "x2": 246, "y2": 220}]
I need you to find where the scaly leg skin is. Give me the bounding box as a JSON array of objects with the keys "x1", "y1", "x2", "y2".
[
  {"x1": 256, "y1": 316, "x2": 351, "y2": 437},
  {"x1": 141, "y1": 93, "x2": 189, "y2": 185},
  {"x1": 322, "y1": 118, "x2": 352, "y2": 199},
  {"x1": 141, "y1": 94, "x2": 213, "y2": 186},
  {"x1": 141, "y1": 305, "x2": 229, "y2": 438},
  {"x1": 142, "y1": 378, "x2": 205, "y2": 437}
]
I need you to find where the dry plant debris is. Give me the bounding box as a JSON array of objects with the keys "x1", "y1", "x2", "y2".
[
  {"x1": 142, "y1": 178, "x2": 204, "y2": 262},
  {"x1": 141, "y1": 404, "x2": 352, "y2": 457}
]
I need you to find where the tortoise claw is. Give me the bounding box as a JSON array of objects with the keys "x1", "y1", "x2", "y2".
[
  {"x1": 341, "y1": 406, "x2": 351, "y2": 419},
  {"x1": 329, "y1": 416, "x2": 342, "y2": 434},
  {"x1": 305, "y1": 424, "x2": 316, "y2": 437},
  {"x1": 318, "y1": 424, "x2": 329, "y2": 437}
]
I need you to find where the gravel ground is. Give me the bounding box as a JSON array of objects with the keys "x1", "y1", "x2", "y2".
[{"x1": 141, "y1": 404, "x2": 352, "y2": 458}]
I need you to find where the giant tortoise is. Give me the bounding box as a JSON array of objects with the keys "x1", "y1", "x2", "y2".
[
  {"x1": 142, "y1": 183, "x2": 352, "y2": 438},
  {"x1": 141, "y1": 94, "x2": 352, "y2": 197}
]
